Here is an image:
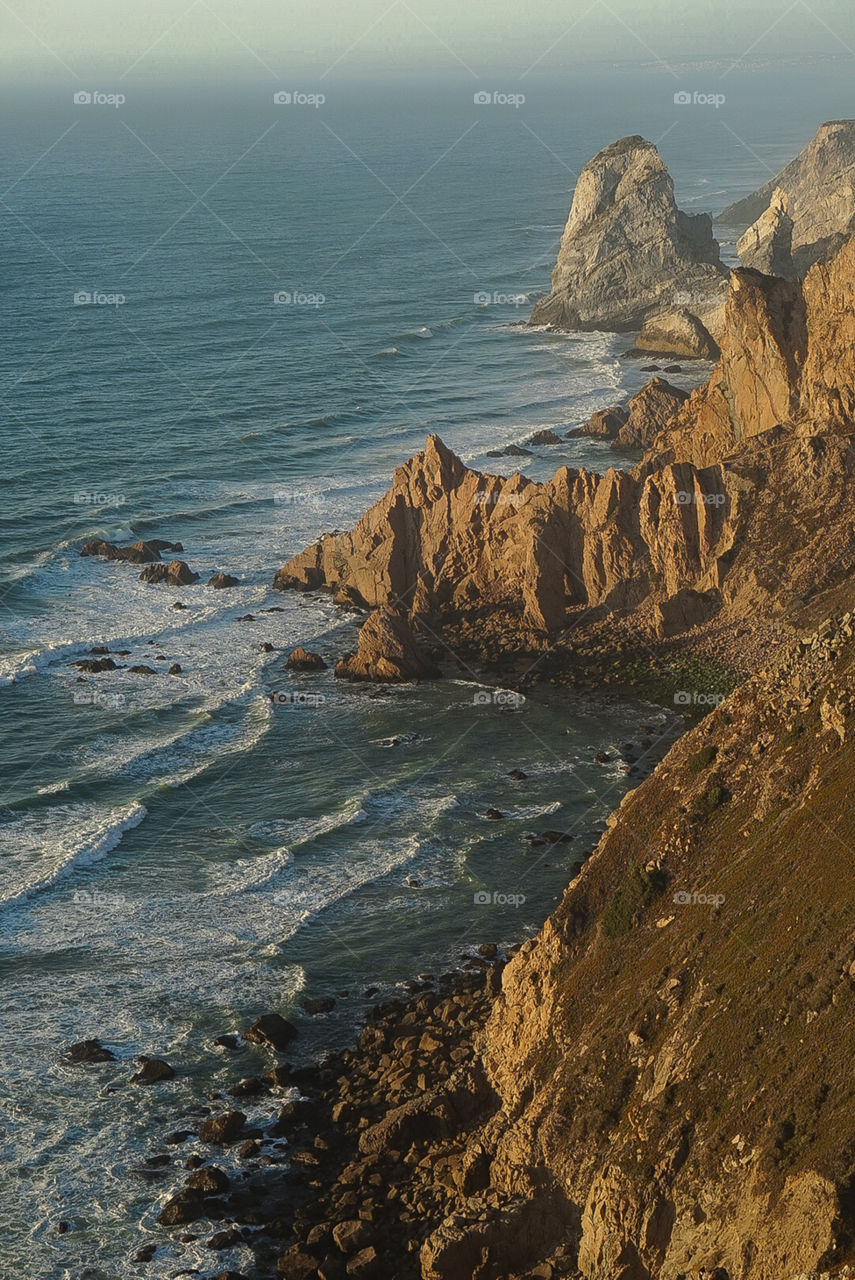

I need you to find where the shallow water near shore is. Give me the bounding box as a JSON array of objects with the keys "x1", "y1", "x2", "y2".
[{"x1": 2, "y1": 61, "x2": 854, "y2": 1278}]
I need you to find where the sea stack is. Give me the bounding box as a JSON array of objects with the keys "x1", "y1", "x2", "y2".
[{"x1": 529, "y1": 135, "x2": 728, "y2": 340}]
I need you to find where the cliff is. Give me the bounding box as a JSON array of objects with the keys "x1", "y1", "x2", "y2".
[
  {"x1": 720, "y1": 120, "x2": 855, "y2": 272},
  {"x1": 528, "y1": 136, "x2": 728, "y2": 336},
  {"x1": 276, "y1": 240, "x2": 855, "y2": 652}
]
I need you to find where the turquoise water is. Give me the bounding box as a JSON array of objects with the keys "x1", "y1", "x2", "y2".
[{"x1": 1, "y1": 64, "x2": 853, "y2": 1278}]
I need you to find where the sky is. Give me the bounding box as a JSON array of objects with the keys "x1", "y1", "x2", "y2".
[{"x1": 1, "y1": 0, "x2": 854, "y2": 80}]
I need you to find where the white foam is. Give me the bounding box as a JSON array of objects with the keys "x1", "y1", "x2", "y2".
[
  {"x1": 0, "y1": 801, "x2": 147, "y2": 911},
  {"x1": 248, "y1": 794, "x2": 368, "y2": 848}
]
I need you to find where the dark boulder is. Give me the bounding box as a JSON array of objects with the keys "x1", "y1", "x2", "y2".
[
  {"x1": 64, "y1": 1038, "x2": 116, "y2": 1064},
  {"x1": 302, "y1": 996, "x2": 336, "y2": 1015},
  {"x1": 73, "y1": 657, "x2": 117, "y2": 674},
  {"x1": 243, "y1": 1013, "x2": 298, "y2": 1052},
  {"x1": 130, "y1": 1057, "x2": 175, "y2": 1085},
  {"x1": 198, "y1": 1111, "x2": 247, "y2": 1145}
]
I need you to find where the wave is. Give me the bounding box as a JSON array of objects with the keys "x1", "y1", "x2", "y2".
[
  {"x1": 402, "y1": 326, "x2": 432, "y2": 340},
  {"x1": 0, "y1": 801, "x2": 147, "y2": 912},
  {"x1": 248, "y1": 794, "x2": 368, "y2": 849},
  {"x1": 371, "y1": 347, "x2": 400, "y2": 359}
]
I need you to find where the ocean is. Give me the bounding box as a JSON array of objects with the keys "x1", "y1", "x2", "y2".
[{"x1": 0, "y1": 62, "x2": 852, "y2": 1279}]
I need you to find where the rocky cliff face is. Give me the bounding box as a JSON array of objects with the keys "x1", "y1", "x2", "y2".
[
  {"x1": 737, "y1": 188, "x2": 796, "y2": 279},
  {"x1": 720, "y1": 119, "x2": 855, "y2": 272},
  {"x1": 529, "y1": 136, "x2": 729, "y2": 333},
  {"x1": 434, "y1": 612, "x2": 855, "y2": 1279},
  {"x1": 277, "y1": 241, "x2": 855, "y2": 648}
]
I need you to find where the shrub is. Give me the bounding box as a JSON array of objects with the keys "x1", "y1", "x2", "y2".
[
  {"x1": 687, "y1": 744, "x2": 718, "y2": 774},
  {"x1": 602, "y1": 864, "x2": 667, "y2": 938},
  {"x1": 693, "y1": 784, "x2": 726, "y2": 817}
]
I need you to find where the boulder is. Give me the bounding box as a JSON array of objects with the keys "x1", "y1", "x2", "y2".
[
  {"x1": 73, "y1": 657, "x2": 117, "y2": 674},
  {"x1": 612, "y1": 378, "x2": 690, "y2": 451},
  {"x1": 157, "y1": 1188, "x2": 209, "y2": 1226},
  {"x1": 64, "y1": 1038, "x2": 116, "y2": 1064},
  {"x1": 636, "y1": 307, "x2": 721, "y2": 360},
  {"x1": 527, "y1": 428, "x2": 562, "y2": 445},
  {"x1": 568, "y1": 406, "x2": 628, "y2": 439},
  {"x1": 737, "y1": 187, "x2": 796, "y2": 279},
  {"x1": 208, "y1": 573, "x2": 239, "y2": 588},
  {"x1": 335, "y1": 608, "x2": 440, "y2": 683},
  {"x1": 139, "y1": 560, "x2": 199, "y2": 586},
  {"x1": 286, "y1": 647, "x2": 327, "y2": 671},
  {"x1": 198, "y1": 1111, "x2": 247, "y2": 1145},
  {"x1": 277, "y1": 1247, "x2": 320, "y2": 1279},
  {"x1": 242, "y1": 1013, "x2": 298, "y2": 1052},
  {"x1": 130, "y1": 1057, "x2": 175, "y2": 1085},
  {"x1": 529, "y1": 135, "x2": 728, "y2": 333},
  {"x1": 302, "y1": 996, "x2": 336, "y2": 1015},
  {"x1": 185, "y1": 1166, "x2": 230, "y2": 1195}
]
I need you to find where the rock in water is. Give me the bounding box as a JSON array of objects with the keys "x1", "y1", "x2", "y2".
[
  {"x1": 636, "y1": 307, "x2": 721, "y2": 360},
  {"x1": 139, "y1": 560, "x2": 199, "y2": 586},
  {"x1": 242, "y1": 1013, "x2": 297, "y2": 1052},
  {"x1": 64, "y1": 1038, "x2": 116, "y2": 1064},
  {"x1": 568, "y1": 406, "x2": 629, "y2": 439},
  {"x1": 286, "y1": 647, "x2": 327, "y2": 671},
  {"x1": 207, "y1": 572, "x2": 239, "y2": 588},
  {"x1": 130, "y1": 1057, "x2": 175, "y2": 1085},
  {"x1": 335, "y1": 608, "x2": 440, "y2": 683},
  {"x1": 529, "y1": 135, "x2": 728, "y2": 333},
  {"x1": 719, "y1": 119, "x2": 855, "y2": 271},
  {"x1": 737, "y1": 187, "x2": 795, "y2": 279}
]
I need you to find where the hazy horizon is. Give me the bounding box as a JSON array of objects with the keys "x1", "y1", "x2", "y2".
[{"x1": 0, "y1": 0, "x2": 853, "y2": 82}]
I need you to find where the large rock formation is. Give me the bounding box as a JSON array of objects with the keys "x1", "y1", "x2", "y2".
[
  {"x1": 277, "y1": 237, "x2": 855, "y2": 648},
  {"x1": 646, "y1": 267, "x2": 808, "y2": 470},
  {"x1": 720, "y1": 119, "x2": 855, "y2": 272},
  {"x1": 275, "y1": 433, "x2": 745, "y2": 636},
  {"x1": 736, "y1": 187, "x2": 795, "y2": 278},
  {"x1": 529, "y1": 136, "x2": 729, "y2": 333}
]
